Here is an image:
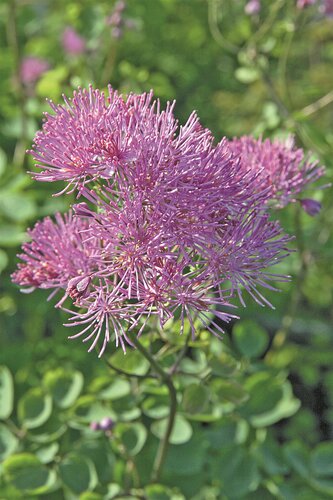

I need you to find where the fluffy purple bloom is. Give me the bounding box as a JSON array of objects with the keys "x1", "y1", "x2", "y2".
[
  {"x1": 245, "y1": 0, "x2": 261, "y2": 15},
  {"x1": 20, "y1": 57, "x2": 49, "y2": 85},
  {"x1": 228, "y1": 135, "x2": 324, "y2": 208},
  {"x1": 14, "y1": 86, "x2": 293, "y2": 356},
  {"x1": 62, "y1": 27, "x2": 86, "y2": 55},
  {"x1": 11, "y1": 212, "x2": 98, "y2": 301}
]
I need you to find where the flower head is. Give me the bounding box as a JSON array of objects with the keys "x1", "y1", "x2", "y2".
[
  {"x1": 227, "y1": 135, "x2": 324, "y2": 208},
  {"x1": 14, "y1": 86, "x2": 295, "y2": 356}
]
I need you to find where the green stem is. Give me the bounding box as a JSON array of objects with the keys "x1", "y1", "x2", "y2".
[{"x1": 130, "y1": 335, "x2": 177, "y2": 483}]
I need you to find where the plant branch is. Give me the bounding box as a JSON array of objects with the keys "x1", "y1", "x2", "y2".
[{"x1": 130, "y1": 334, "x2": 177, "y2": 483}]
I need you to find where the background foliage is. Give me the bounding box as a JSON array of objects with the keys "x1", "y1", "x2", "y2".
[{"x1": 0, "y1": 0, "x2": 332, "y2": 498}]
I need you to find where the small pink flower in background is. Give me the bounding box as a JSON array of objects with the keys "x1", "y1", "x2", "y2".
[
  {"x1": 245, "y1": 0, "x2": 261, "y2": 15},
  {"x1": 20, "y1": 57, "x2": 49, "y2": 85},
  {"x1": 106, "y1": 0, "x2": 137, "y2": 39},
  {"x1": 62, "y1": 27, "x2": 86, "y2": 55},
  {"x1": 297, "y1": 0, "x2": 317, "y2": 8},
  {"x1": 321, "y1": 0, "x2": 333, "y2": 15}
]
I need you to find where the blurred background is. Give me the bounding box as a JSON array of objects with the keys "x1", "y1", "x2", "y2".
[{"x1": 0, "y1": 0, "x2": 333, "y2": 498}]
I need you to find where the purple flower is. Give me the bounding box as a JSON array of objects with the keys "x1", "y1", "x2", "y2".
[
  {"x1": 90, "y1": 421, "x2": 100, "y2": 431},
  {"x1": 245, "y1": 0, "x2": 261, "y2": 15},
  {"x1": 62, "y1": 27, "x2": 86, "y2": 55},
  {"x1": 228, "y1": 135, "x2": 324, "y2": 208},
  {"x1": 11, "y1": 211, "x2": 98, "y2": 303},
  {"x1": 99, "y1": 417, "x2": 114, "y2": 431},
  {"x1": 300, "y1": 198, "x2": 322, "y2": 216},
  {"x1": 20, "y1": 57, "x2": 49, "y2": 85},
  {"x1": 15, "y1": 86, "x2": 293, "y2": 356}
]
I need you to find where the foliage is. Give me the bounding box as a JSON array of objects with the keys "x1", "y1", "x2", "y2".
[{"x1": 0, "y1": 0, "x2": 333, "y2": 498}]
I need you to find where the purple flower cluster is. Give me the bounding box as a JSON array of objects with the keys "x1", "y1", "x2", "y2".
[
  {"x1": 12, "y1": 86, "x2": 323, "y2": 356},
  {"x1": 228, "y1": 135, "x2": 324, "y2": 208}
]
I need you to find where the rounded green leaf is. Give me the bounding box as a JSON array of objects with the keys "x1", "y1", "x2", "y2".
[
  {"x1": 311, "y1": 442, "x2": 333, "y2": 477},
  {"x1": 59, "y1": 453, "x2": 97, "y2": 495},
  {"x1": 43, "y1": 368, "x2": 84, "y2": 408},
  {"x1": 283, "y1": 441, "x2": 311, "y2": 479},
  {"x1": 142, "y1": 395, "x2": 170, "y2": 419},
  {"x1": 240, "y1": 372, "x2": 284, "y2": 419},
  {"x1": 211, "y1": 445, "x2": 260, "y2": 498},
  {"x1": 182, "y1": 384, "x2": 210, "y2": 414},
  {"x1": 116, "y1": 422, "x2": 147, "y2": 456},
  {"x1": 151, "y1": 415, "x2": 192, "y2": 445},
  {"x1": 35, "y1": 443, "x2": 59, "y2": 464},
  {"x1": 98, "y1": 379, "x2": 131, "y2": 400},
  {"x1": 215, "y1": 380, "x2": 249, "y2": 406},
  {"x1": 108, "y1": 349, "x2": 150, "y2": 376},
  {"x1": 18, "y1": 388, "x2": 52, "y2": 429},
  {"x1": 235, "y1": 67, "x2": 260, "y2": 83},
  {"x1": 3, "y1": 453, "x2": 57, "y2": 494},
  {"x1": 80, "y1": 493, "x2": 104, "y2": 500},
  {"x1": 0, "y1": 424, "x2": 19, "y2": 460},
  {"x1": 0, "y1": 365, "x2": 14, "y2": 419},
  {"x1": 209, "y1": 352, "x2": 239, "y2": 377},
  {"x1": 145, "y1": 483, "x2": 184, "y2": 499},
  {"x1": 233, "y1": 320, "x2": 269, "y2": 358}
]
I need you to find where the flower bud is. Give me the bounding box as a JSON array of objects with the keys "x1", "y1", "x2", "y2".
[{"x1": 300, "y1": 198, "x2": 322, "y2": 216}]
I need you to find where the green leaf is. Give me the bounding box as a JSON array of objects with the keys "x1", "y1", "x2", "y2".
[
  {"x1": 256, "y1": 438, "x2": 290, "y2": 476},
  {"x1": 98, "y1": 379, "x2": 131, "y2": 400},
  {"x1": 214, "y1": 379, "x2": 249, "y2": 406},
  {"x1": 182, "y1": 384, "x2": 210, "y2": 414},
  {"x1": 284, "y1": 441, "x2": 312, "y2": 479},
  {"x1": 240, "y1": 372, "x2": 284, "y2": 419},
  {"x1": 18, "y1": 388, "x2": 52, "y2": 429},
  {"x1": 164, "y1": 434, "x2": 208, "y2": 475},
  {"x1": 0, "y1": 225, "x2": 27, "y2": 247},
  {"x1": 0, "y1": 424, "x2": 19, "y2": 460},
  {"x1": 311, "y1": 442, "x2": 333, "y2": 477},
  {"x1": 108, "y1": 348, "x2": 150, "y2": 376},
  {"x1": 142, "y1": 395, "x2": 170, "y2": 419},
  {"x1": 43, "y1": 368, "x2": 84, "y2": 408},
  {"x1": 3, "y1": 453, "x2": 57, "y2": 494},
  {"x1": 80, "y1": 493, "x2": 104, "y2": 500},
  {"x1": 76, "y1": 440, "x2": 115, "y2": 484},
  {"x1": 0, "y1": 193, "x2": 36, "y2": 222},
  {"x1": 249, "y1": 381, "x2": 300, "y2": 428},
  {"x1": 116, "y1": 422, "x2": 147, "y2": 456},
  {"x1": 151, "y1": 415, "x2": 192, "y2": 445},
  {"x1": 235, "y1": 66, "x2": 260, "y2": 84},
  {"x1": 0, "y1": 248, "x2": 8, "y2": 272},
  {"x1": 0, "y1": 365, "x2": 14, "y2": 419},
  {"x1": 210, "y1": 445, "x2": 260, "y2": 498},
  {"x1": 233, "y1": 320, "x2": 269, "y2": 358},
  {"x1": 209, "y1": 352, "x2": 240, "y2": 377},
  {"x1": 35, "y1": 443, "x2": 59, "y2": 464},
  {"x1": 145, "y1": 483, "x2": 184, "y2": 500},
  {"x1": 71, "y1": 395, "x2": 115, "y2": 423},
  {"x1": 59, "y1": 453, "x2": 98, "y2": 495}
]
